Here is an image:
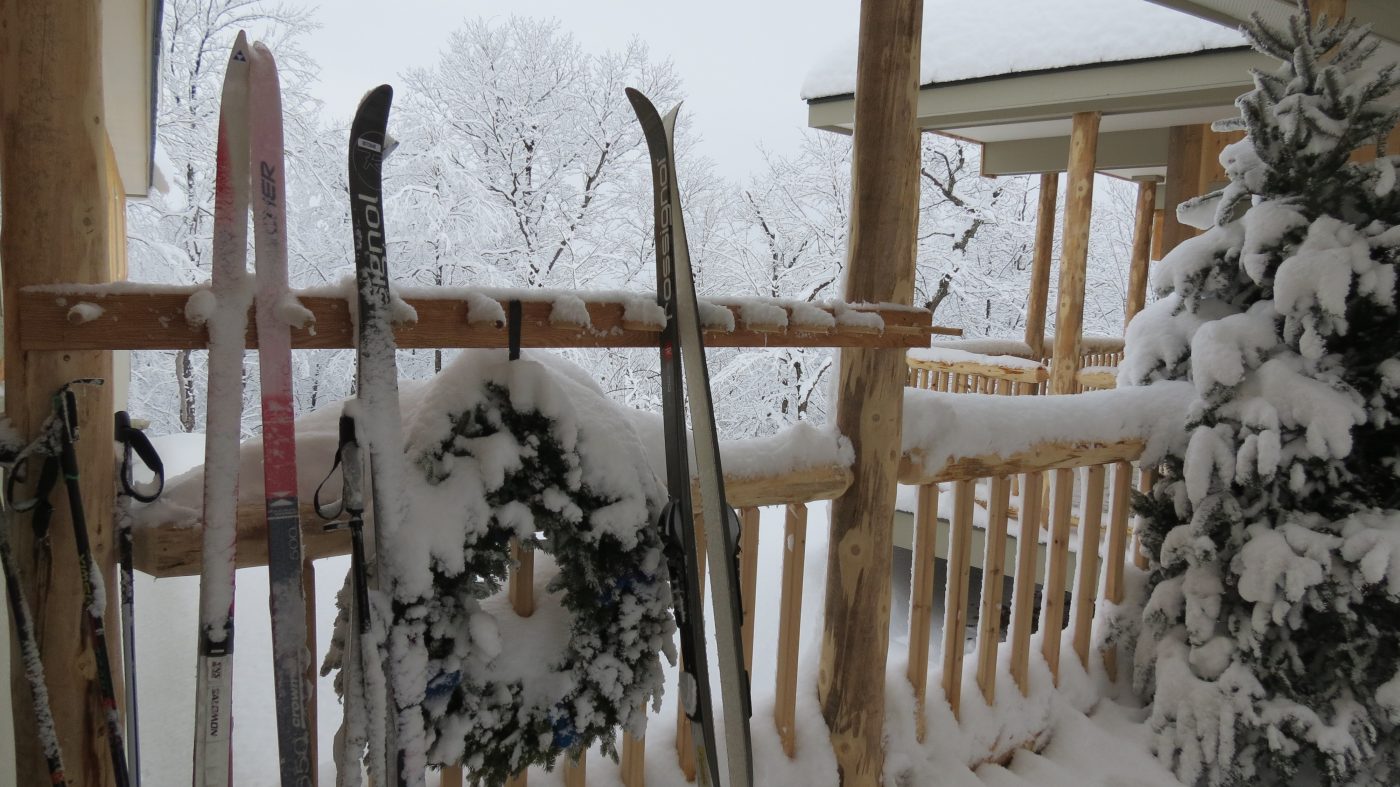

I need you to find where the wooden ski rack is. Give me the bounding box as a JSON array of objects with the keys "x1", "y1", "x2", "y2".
[{"x1": 19, "y1": 285, "x2": 958, "y2": 351}]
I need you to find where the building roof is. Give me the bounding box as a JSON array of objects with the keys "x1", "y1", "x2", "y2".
[
  {"x1": 802, "y1": 0, "x2": 1246, "y2": 102},
  {"x1": 805, "y1": 0, "x2": 1398, "y2": 182}
]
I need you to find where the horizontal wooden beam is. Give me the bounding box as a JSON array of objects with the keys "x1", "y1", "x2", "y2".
[
  {"x1": 907, "y1": 356, "x2": 1048, "y2": 384},
  {"x1": 133, "y1": 463, "x2": 854, "y2": 577},
  {"x1": 1075, "y1": 368, "x2": 1118, "y2": 390},
  {"x1": 899, "y1": 438, "x2": 1144, "y2": 486},
  {"x1": 22, "y1": 287, "x2": 957, "y2": 352}
]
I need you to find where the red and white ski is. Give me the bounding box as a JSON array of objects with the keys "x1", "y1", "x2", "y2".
[
  {"x1": 249, "y1": 41, "x2": 316, "y2": 786},
  {"x1": 193, "y1": 31, "x2": 252, "y2": 787}
]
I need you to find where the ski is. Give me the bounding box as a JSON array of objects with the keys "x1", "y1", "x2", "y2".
[
  {"x1": 628, "y1": 88, "x2": 754, "y2": 787},
  {"x1": 249, "y1": 41, "x2": 316, "y2": 787},
  {"x1": 347, "y1": 84, "x2": 410, "y2": 787},
  {"x1": 194, "y1": 31, "x2": 252, "y2": 787}
]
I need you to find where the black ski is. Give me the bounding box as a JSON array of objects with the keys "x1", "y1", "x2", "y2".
[
  {"x1": 628, "y1": 88, "x2": 754, "y2": 787},
  {"x1": 347, "y1": 83, "x2": 412, "y2": 787}
]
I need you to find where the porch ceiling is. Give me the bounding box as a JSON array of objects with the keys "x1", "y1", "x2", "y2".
[{"x1": 807, "y1": 47, "x2": 1264, "y2": 179}]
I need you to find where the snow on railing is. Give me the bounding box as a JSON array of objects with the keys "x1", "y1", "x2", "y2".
[{"x1": 893, "y1": 382, "x2": 1188, "y2": 757}]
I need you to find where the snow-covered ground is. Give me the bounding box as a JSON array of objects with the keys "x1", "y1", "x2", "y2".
[{"x1": 131, "y1": 430, "x2": 1179, "y2": 786}]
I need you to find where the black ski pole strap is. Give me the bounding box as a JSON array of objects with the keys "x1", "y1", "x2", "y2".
[
  {"x1": 28, "y1": 457, "x2": 61, "y2": 544},
  {"x1": 114, "y1": 411, "x2": 164, "y2": 504},
  {"x1": 314, "y1": 413, "x2": 355, "y2": 521},
  {"x1": 508, "y1": 299, "x2": 523, "y2": 361}
]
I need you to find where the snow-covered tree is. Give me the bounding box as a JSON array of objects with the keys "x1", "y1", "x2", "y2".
[
  {"x1": 398, "y1": 18, "x2": 682, "y2": 290},
  {"x1": 1125, "y1": 4, "x2": 1400, "y2": 784}
]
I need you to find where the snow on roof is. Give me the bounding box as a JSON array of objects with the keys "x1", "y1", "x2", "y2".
[{"x1": 802, "y1": 0, "x2": 1247, "y2": 100}]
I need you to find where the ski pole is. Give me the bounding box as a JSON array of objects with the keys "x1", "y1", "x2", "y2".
[
  {"x1": 0, "y1": 465, "x2": 69, "y2": 786},
  {"x1": 316, "y1": 412, "x2": 380, "y2": 785},
  {"x1": 114, "y1": 411, "x2": 164, "y2": 786},
  {"x1": 52, "y1": 382, "x2": 132, "y2": 787}
]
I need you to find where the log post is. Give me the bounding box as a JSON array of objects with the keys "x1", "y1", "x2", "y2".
[
  {"x1": 2, "y1": 2, "x2": 119, "y2": 785},
  {"x1": 1023, "y1": 173, "x2": 1059, "y2": 358},
  {"x1": 1161, "y1": 124, "x2": 1203, "y2": 258},
  {"x1": 819, "y1": 0, "x2": 922, "y2": 781},
  {"x1": 1047, "y1": 112, "x2": 1099, "y2": 395},
  {"x1": 1124, "y1": 177, "x2": 1159, "y2": 328}
]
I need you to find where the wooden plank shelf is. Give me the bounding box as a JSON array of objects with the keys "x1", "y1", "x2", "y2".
[
  {"x1": 133, "y1": 462, "x2": 854, "y2": 578},
  {"x1": 21, "y1": 286, "x2": 958, "y2": 351}
]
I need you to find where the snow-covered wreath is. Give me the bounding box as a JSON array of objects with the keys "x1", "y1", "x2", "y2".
[{"x1": 326, "y1": 350, "x2": 675, "y2": 785}]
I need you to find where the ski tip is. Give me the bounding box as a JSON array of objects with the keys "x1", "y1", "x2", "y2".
[
  {"x1": 625, "y1": 87, "x2": 656, "y2": 118},
  {"x1": 358, "y1": 84, "x2": 394, "y2": 108},
  {"x1": 229, "y1": 30, "x2": 250, "y2": 64},
  {"x1": 251, "y1": 39, "x2": 276, "y2": 65}
]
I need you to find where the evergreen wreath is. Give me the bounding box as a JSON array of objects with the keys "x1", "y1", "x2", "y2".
[{"x1": 326, "y1": 351, "x2": 675, "y2": 786}]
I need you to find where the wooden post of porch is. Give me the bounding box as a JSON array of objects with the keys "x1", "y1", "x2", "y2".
[
  {"x1": 1023, "y1": 173, "x2": 1058, "y2": 359},
  {"x1": 2, "y1": 1, "x2": 119, "y2": 785},
  {"x1": 1160, "y1": 124, "x2": 1203, "y2": 258},
  {"x1": 818, "y1": 0, "x2": 922, "y2": 782},
  {"x1": 1123, "y1": 177, "x2": 1159, "y2": 328},
  {"x1": 1047, "y1": 112, "x2": 1099, "y2": 395}
]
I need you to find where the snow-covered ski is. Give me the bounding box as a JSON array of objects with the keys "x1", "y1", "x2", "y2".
[
  {"x1": 249, "y1": 41, "x2": 316, "y2": 787},
  {"x1": 347, "y1": 83, "x2": 411, "y2": 787},
  {"x1": 627, "y1": 88, "x2": 754, "y2": 787},
  {"x1": 194, "y1": 31, "x2": 252, "y2": 787}
]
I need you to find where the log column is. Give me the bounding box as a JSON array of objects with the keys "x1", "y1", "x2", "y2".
[
  {"x1": 1123, "y1": 177, "x2": 1159, "y2": 328},
  {"x1": 1047, "y1": 112, "x2": 1099, "y2": 395},
  {"x1": 1023, "y1": 173, "x2": 1058, "y2": 359},
  {"x1": 818, "y1": 0, "x2": 922, "y2": 783},
  {"x1": 1160, "y1": 124, "x2": 1203, "y2": 257},
  {"x1": 2, "y1": 1, "x2": 119, "y2": 785}
]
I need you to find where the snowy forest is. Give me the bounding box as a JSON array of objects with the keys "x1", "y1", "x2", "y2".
[{"x1": 126, "y1": 0, "x2": 1142, "y2": 439}]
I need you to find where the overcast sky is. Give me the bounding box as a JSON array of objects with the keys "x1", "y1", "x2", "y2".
[{"x1": 303, "y1": 0, "x2": 860, "y2": 181}]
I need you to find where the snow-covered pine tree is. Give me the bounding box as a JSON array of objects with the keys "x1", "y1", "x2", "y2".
[{"x1": 1123, "y1": 2, "x2": 1400, "y2": 785}]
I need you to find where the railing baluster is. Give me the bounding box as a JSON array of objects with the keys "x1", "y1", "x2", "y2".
[
  {"x1": 1072, "y1": 465, "x2": 1106, "y2": 669},
  {"x1": 976, "y1": 476, "x2": 1012, "y2": 706},
  {"x1": 510, "y1": 537, "x2": 535, "y2": 617},
  {"x1": 675, "y1": 516, "x2": 706, "y2": 780},
  {"x1": 622, "y1": 731, "x2": 646, "y2": 787},
  {"x1": 1010, "y1": 471, "x2": 1043, "y2": 696},
  {"x1": 507, "y1": 770, "x2": 528, "y2": 787},
  {"x1": 907, "y1": 483, "x2": 939, "y2": 741},
  {"x1": 1102, "y1": 461, "x2": 1133, "y2": 680},
  {"x1": 562, "y1": 754, "x2": 586, "y2": 787},
  {"x1": 774, "y1": 503, "x2": 808, "y2": 757},
  {"x1": 441, "y1": 764, "x2": 464, "y2": 787},
  {"x1": 1133, "y1": 469, "x2": 1156, "y2": 570},
  {"x1": 1040, "y1": 468, "x2": 1075, "y2": 684},
  {"x1": 740, "y1": 507, "x2": 760, "y2": 671},
  {"x1": 941, "y1": 479, "x2": 976, "y2": 719}
]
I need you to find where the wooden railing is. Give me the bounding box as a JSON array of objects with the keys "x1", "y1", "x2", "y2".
[
  {"x1": 906, "y1": 352, "x2": 1047, "y2": 396},
  {"x1": 910, "y1": 335, "x2": 1124, "y2": 395},
  {"x1": 898, "y1": 437, "x2": 1154, "y2": 760}
]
